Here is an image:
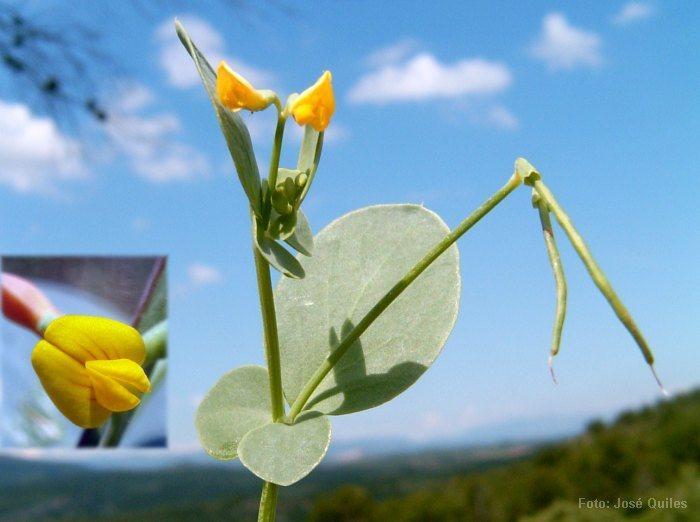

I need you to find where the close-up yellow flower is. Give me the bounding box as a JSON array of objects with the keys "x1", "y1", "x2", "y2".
[
  {"x1": 289, "y1": 70, "x2": 335, "y2": 131},
  {"x1": 216, "y1": 61, "x2": 274, "y2": 112},
  {"x1": 31, "y1": 316, "x2": 151, "y2": 428}
]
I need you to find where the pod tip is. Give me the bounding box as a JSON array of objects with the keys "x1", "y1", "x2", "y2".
[
  {"x1": 650, "y1": 365, "x2": 668, "y2": 397},
  {"x1": 548, "y1": 355, "x2": 558, "y2": 385}
]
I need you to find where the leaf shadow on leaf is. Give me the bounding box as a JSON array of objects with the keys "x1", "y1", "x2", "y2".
[{"x1": 305, "y1": 319, "x2": 426, "y2": 415}]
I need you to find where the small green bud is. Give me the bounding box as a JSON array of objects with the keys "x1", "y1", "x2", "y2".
[
  {"x1": 267, "y1": 212, "x2": 297, "y2": 240},
  {"x1": 271, "y1": 187, "x2": 293, "y2": 215},
  {"x1": 295, "y1": 171, "x2": 308, "y2": 189},
  {"x1": 283, "y1": 177, "x2": 298, "y2": 200}
]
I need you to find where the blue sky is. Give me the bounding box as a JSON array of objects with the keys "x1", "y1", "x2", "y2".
[{"x1": 0, "y1": 0, "x2": 698, "y2": 451}]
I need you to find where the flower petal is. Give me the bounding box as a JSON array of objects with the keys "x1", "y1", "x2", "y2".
[
  {"x1": 31, "y1": 340, "x2": 110, "y2": 428},
  {"x1": 216, "y1": 61, "x2": 271, "y2": 112},
  {"x1": 44, "y1": 316, "x2": 146, "y2": 364},
  {"x1": 86, "y1": 360, "x2": 143, "y2": 412},
  {"x1": 290, "y1": 71, "x2": 335, "y2": 131},
  {"x1": 86, "y1": 358, "x2": 151, "y2": 393}
]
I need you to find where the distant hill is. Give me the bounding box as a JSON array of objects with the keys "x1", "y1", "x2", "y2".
[
  {"x1": 0, "y1": 389, "x2": 697, "y2": 521},
  {"x1": 0, "y1": 442, "x2": 533, "y2": 521},
  {"x1": 310, "y1": 389, "x2": 700, "y2": 521}
]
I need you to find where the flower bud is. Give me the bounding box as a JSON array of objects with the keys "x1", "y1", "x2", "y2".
[
  {"x1": 282, "y1": 177, "x2": 298, "y2": 201},
  {"x1": 295, "y1": 171, "x2": 308, "y2": 189},
  {"x1": 271, "y1": 187, "x2": 293, "y2": 215}
]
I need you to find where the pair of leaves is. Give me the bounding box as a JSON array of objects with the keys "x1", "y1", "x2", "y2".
[
  {"x1": 196, "y1": 366, "x2": 331, "y2": 486},
  {"x1": 197, "y1": 205, "x2": 460, "y2": 485}
]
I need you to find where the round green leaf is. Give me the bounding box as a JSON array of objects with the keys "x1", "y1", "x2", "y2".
[
  {"x1": 276, "y1": 204, "x2": 461, "y2": 415},
  {"x1": 195, "y1": 365, "x2": 271, "y2": 461},
  {"x1": 238, "y1": 411, "x2": 331, "y2": 486}
]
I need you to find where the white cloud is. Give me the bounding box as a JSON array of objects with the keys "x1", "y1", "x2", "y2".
[
  {"x1": 348, "y1": 51, "x2": 512, "y2": 104},
  {"x1": 105, "y1": 83, "x2": 209, "y2": 182},
  {"x1": 188, "y1": 263, "x2": 224, "y2": 286},
  {"x1": 364, "y1": 39, "x2": 420, "y2": 68},
  {"x1": 484, "y1": 105, "x2": 520, "y2": 130},
  {"x1": 113, "y1": 83, "x2": 155, "y2": 113},
  {"x1": 613, "y1": 2, "x2": 654, "y2": 25},
  {"x1": 0, "y1": 100, "x2": 87, "y2": 194},
  {"x1": 155, "y1": 15, "x2": 272, "y2": 89},
  {"x1": 530, "y1": 13, "x2": 602, "y2": 71}
]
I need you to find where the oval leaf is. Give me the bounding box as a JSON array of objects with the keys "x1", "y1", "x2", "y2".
[
  {"x1": 238, "y1": 411, "x2": 331, "y2": 486},
  {"x1": 195, "y1": 365, "x2": 271, "y2": 460},
  {"x1": 176, "y1": 20, "x2": 262, "y2": 215},
  {"x1": 276, "y1": 204, "x2": 461, "y2": 415}
]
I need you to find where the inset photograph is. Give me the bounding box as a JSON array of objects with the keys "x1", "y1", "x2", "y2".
[{"x1": 1, "y1": 256, "x2": 167, "y2": 449}]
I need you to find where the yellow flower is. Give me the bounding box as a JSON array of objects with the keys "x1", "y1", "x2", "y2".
[
  {"x1": 289, "y1": 71, "x2": 335, "y2": 132},
  {"x1": 31, "y1": 316, "x2": 151, "y2": 428},
  {"x1": 216, "y1": 61, "x2": 274, "y2": 112}
]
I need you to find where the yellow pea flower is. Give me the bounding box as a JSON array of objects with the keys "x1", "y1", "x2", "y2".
[
  {"x1": 31, "y1": 316, "x2": 151, "y2": 428},
  {"x1": 216, "y1": 61, "x2": 275, "y2": 112},
  {"x1": 288, "y1": 71, "x2": 335, "y2": 132}
]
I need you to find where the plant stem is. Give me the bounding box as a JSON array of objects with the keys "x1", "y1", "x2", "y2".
[
  {"x1": 253, "y1": 253, "x2": 283, "y2": 521},
  {"x1": 255, "y1": 113, "x2": 288, "y2": 522},
  {"x1": 533, "y1": 193, "x2": 567, "y2": 383},
  {"x1": 253, "y1": 246, "x2": 286, "y2": 421},
  {"x1": 258, "y1": 482, "x2": 279, "y2": 522},
  {"x1": 287, "y1": 172, "x2": 523, "y2": 420},
  {"x1": 142, "y1": 320, "x2": 168, "y2": 373},
  {"x1": 531, "y1": 179, "x2": 665, "y2": 392},
  {"x1": 264, "y1": 115, "x2": 286, "y2": 224}
]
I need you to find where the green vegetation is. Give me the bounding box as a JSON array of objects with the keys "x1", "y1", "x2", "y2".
[
  {"x1": 0, "y1": 389, "x2": 696, "y2": 520},
  {"x1": 310, "y1": 389, "x2": 700, "y2": 521}
]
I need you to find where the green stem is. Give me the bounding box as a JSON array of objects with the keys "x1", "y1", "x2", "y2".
[
  {"x1": 258, "y1": 482, "x2": 279, "y2": 522},
  {"x1": 531, "y1": 179, "x2": 665, "y2": 392},
  {"x1": 143, "y1": 320, "x2": 168, "y2": 374},
  {"x1": 533, "y1": 194, "x2": 567, "y2": 383},
  {"x1": 253, "y1": 246, "x2": 286, "y2": 421},
  {"x1": 287, "y1": 172, "x2": 523, "y2": 420},
  {"x1": 255, "y1": 108, "x2": 288, "y2": 522},
  {"x1": 264, "y1": 115, "x2": 286, "y2": 223}
]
